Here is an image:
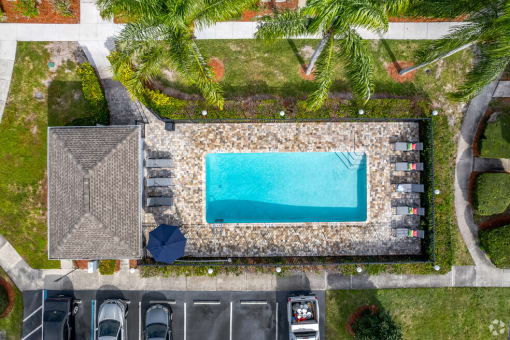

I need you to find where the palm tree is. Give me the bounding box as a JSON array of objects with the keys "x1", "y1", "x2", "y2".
[
  {"x1": 97, "y1": 0, "x2": 257, "y2": 109},
  {"x1": 399, "y1": 0, "x2": 510, "y2": 100},
  {"x1": 255, "y1": 0, "x2": 409, "y2": 110}
]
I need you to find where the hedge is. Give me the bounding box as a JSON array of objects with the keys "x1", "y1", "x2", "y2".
[
  {"x1": 74, "y1": 62, "x2": 110, "y2": 126},
  {"x1": 479, "y1": 111, "x2": 510, "y2": 159},
  {"x1": 353, "y1": 309, "x2": 403, "y2": 340},
  {"x1": 472, "y1": 173, "x2": 510, "y2": 216},
  {"x1": 98, "y1": 260, "x2": 116, "y2": 275},
  {"x1": 479, "y1": 225, "x2": 510, "y2": 268}
]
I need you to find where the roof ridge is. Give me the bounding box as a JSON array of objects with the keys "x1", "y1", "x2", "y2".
[
  {"x1": 91, "y1": 127, "x2": 139, "y2": 171},
  {"x1": 51, "y1": 131, "x2": 86, "y2": 174}
]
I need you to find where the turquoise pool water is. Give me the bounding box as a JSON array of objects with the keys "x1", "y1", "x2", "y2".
[{"x1": 206, "y1": 152, "x2": 367, "y2": 223}]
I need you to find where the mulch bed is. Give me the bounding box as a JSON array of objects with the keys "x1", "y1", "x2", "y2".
[
  {"x1": 346, "y1": 304, "x2": 378, "y2": 336},
  {"x1": 478, "y1": 214, "x2": 510, "y2": 230},
  {"x1": 240, "y1": 0, "x2": 298, "y2": 21},
  {"x1": 0, "y1": 276, "x2": 15, "y2": 319},
  {"x1": 129, "y1": 260, "x2": 137, "y2": 269},
  {"x1": 114, "y1": 260, "x2": 120, "y2": 272},
  {"x1": 468, "y1": 171, "x2": 479, "y2": 204},
  {"x1": 385, "y1": 61, "x2": 416, "y2": 83},
  {"x1": 208, "y1": 57, "x2": 225, "y2": 82},
  {"x1": 298, "y1": 64, "x2": 315, "y2": 81},
  {"x1": 0, "y1": 0, "x2": 79, "y2": 23},
  {"x1": 73, "y1": 260, "x2": 89, "y2": 269}
]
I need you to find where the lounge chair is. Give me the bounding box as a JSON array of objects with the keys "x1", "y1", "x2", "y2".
[
  {"x1": 394, "y1": 162, "x2": 424, "y2": 171},
  {"x1": 396, "y1": 184, "x2": 425, "y2": 193},
  {"x1": 146, "y1": 196, "x2": 173, "y2": 207},
  {"x1": 146, "y1": 178, "x2": 172, "y2": 187},
  {"x1": 394, "y1": 142, "x2": 424, "y2": 151},
  {"x1": 146, "y1": 159, "x2": 172, "y2": 168},
  {"x1": 394, "y1": 206, "x2": 425, "y2": 216},
  {"x1": 396, "y1": 228, "x2": 425, "y2": 239}
]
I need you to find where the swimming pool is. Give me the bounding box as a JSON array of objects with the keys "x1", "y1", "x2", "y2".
[{"x1": 205, "y1": 152, "x2": 367, "y2": 223}]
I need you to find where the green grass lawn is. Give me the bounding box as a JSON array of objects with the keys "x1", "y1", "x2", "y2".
[
  {"x1": 0, "y1": 42, "x2": 91, "y2": 269},
  {"x1": 479, "y1": 108, "x2": 510, "y2": 159},
  {"x1": 473, "y1": 173, "x2": 510, "y2": 217},
  {"x1": 0, "y1": 270, "x2": 23, "y2": 340},
  {"x1": 327, "y1": 288, "x2": 510, "y2": 340}
]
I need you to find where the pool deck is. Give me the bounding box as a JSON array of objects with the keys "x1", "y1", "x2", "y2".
[{"x1": 143, "y1": 114, "x2": 422, "y2": 257}]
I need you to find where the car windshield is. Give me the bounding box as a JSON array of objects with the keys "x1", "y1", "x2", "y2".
[
  {"x1": 44, "y1": 310, "x2": 66, "y2": 322},
  {"x1": 147, "y1": 323, "x2": 167, "y2": 338},
  {"x1": 98, "y1": 320, "x2": 120, "y2": 337}
]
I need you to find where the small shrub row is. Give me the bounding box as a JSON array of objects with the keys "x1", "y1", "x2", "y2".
[
  {"x1": 479, "y1": 225, "x2": 510, "y2": 268},
  {"x1": 74, "y1": 62, "x2": 110, "y2": 125},
  {"x1": 98, "y1": 260, "x2": 116, "y2": 275},
  {"x1": 472, "y1": 173, "x2": 510, "y2": 216},
  {"x1": 16, "y1": 0, "x2": 38, "y2": 18}
]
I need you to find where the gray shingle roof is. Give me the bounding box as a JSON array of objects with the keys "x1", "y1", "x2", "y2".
[{"x1": 48, "y1": 126, "x2": 142, "y2": 259}]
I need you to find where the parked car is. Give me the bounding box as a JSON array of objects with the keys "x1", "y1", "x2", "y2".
[
  {"x1": 144, "y1": 304, "x2": 172, "y2": 340},
  {"x1": 288, "y1": 295, "x2": 320, "y2": 340},
  {"x1": 97, "y1": 299, "x2": 129, "y2": 340},
  {"x1": 43, "y1": 296, "x2": 80, "y2": 340}
]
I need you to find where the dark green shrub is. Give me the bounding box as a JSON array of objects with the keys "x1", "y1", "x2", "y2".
[
  {"x1": 54, "y1": 0, "x2": 73, "y2": 17},
  {"x1": 76, "y1": 62, "x2": 110, "y2": 125},
  {"x1": 16, "y1": 0, "x2": 38, "y2": 17},
  {"x1": 472, "y1": 173, "x2": 510, "y2": 216},
  {"x1": 479, "y1": 225, "x2": 510, "y2": 268},
  {"x1": 98, "y1": 260, "x2": 116, "y2": 275},
  {"x1": 0, "y1": 284, "x2": 8, "y2": 315},
  {"x1": 353, "y1": 309, "x2": 403, "y2": 340}
]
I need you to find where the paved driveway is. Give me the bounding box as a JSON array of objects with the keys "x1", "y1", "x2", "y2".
[{"x1": 22, "y1": 289, "x2": 325, "y2": 340}]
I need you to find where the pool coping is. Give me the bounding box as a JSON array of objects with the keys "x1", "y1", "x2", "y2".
[{"x1": 201, "y1": 150, "x2": 370, "y2": 226}]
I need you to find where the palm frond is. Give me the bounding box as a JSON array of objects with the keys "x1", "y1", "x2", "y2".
[
  {"x1": 255, "y1": 10, "x2": 310, "y2": 41},
  {"x1": 336, "y1": 2, "x2": 388, "y2": 33},
  {"x1": 193, "y1": 0, "x2": 258, "y2": 27},
  {"x1": 96, "y1": 0, "x2": 162, "y2": 21},
  {"x1": 337, "y1": 29, "x2": 374, "y2": 102},
  {"x1": 451, "y1": 46, "x2": 510, "y2": 101},
  {"x1": 381, "y1": 0, "x2": 410, "y2": 16},
  {"x1": 305, "y1": 36, "x2": 335, "y2": 111},
  {"x1": 168, "y1": 36, "x2": 224, "y2": 108}
]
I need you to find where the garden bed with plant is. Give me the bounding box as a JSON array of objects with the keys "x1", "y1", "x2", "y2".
[
  {"x1": 477, "y1": 101, "x2": 510, "y2": 159},
  {"x1": 472, "y1": 173, "x2": 510, "y2": 222},
  {"x1": 0, "y1": 0, "x2": 78, "y2": 23},
  {"x1": 0, "y1": 270, "x2": 22, "y2": 340}
]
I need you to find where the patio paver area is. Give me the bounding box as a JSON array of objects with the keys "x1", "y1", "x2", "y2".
[{"x1": 143, "y1": 116, "x2": 422, "y2": 257}]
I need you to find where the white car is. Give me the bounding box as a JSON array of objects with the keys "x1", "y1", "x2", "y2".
[{"x1": 97, "y1": 299, "x2": 129, "y2": 340}]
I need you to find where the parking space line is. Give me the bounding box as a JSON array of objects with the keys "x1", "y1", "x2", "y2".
[
  {"x1": 193, "y1": 300, "x2": 221, "y2": 305},
  {"x1": 183, "y1": 302, "x2": 187, "y2": 340},
  {"x1": 139, "y1": 301, "x2": 142, "y2": 340},
  {"x1": 276, "y1": 302, "x2": 278, "y2": 340},
  {"x1": 23, "y1": 306, "x2": 42, "y2": 322},
  {"x1": 149, "y1": 300, "x2": 176, "y2": 305},
  {"x1": 229, "y1": 301, "x2": 233, "y2": 340},
  {"x1": 240, "y1": 300, "x2": 268, "y2": 305},
  {"x1": 41, "y1": 289, "x2": 45, "y2": 339},
  {"x1": 91, "y1": 300, "x2": 96, "y2": 340},
  {"x1": 21, "y1": 324, "x2": 41, "y2": 340}
]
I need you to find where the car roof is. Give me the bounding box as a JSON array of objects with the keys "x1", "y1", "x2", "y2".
[{"x1": 43, "y1": 320, "x2": 65, "y2": 340}]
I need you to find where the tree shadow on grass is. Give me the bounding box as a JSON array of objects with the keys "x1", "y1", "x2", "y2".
[{"x1": 47, "y1": 80, "x2": 92, "y2": 127}]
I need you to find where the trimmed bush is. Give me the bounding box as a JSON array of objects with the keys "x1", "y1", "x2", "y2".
[
  {"x1": 16, "y1": 0, "x2": 38, "y2": 17},
  {"x1": 353, "y1": 309, "x2": 403, "y2": 340},
  {"x1": 98, "y1": 260, "x2": 116, "y2": 275},
  {"x1": 479, "y1": 225, "x2": 510, "y2": 268},
  {"x1": 0, "y1": 285, "x2": 7, "y2": 316},
  {"x1": 472, "y1": 173, "x2": 510, "y2": 216},
  {"x1": 479, "y1": 111, "x2": 510, "y2": 158},
  {"x1": 75, "y1": 62, "x2": 109, "y2": 125},
  {"x1": 53, "y1": 0, "x2": 73, "y2": 17}
]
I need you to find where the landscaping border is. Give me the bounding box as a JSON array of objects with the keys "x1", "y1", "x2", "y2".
[{"x1": 0, "y1": 276, "x2": 15, "y2": 319}]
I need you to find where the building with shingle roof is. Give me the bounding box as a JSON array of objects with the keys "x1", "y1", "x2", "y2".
[{"x1": 47, "y1": 126, "x2": 143, "y2": 259}]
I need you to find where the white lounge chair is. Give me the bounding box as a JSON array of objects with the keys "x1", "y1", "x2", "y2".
[
  {"x1": 146, "y1": 178, "x2": 172, "y2": 187},
  {"x1": 146, "y1": 197, "x2": 173, "y2": 207},
  {"x1": 396, "y1": 184, "x2": 425, "y2": 193},
  {"x1": 396, "y1": 228, "x2": 425, "y2": 238},
  {"x1": 394, "y1": 206, "x2": 425, "y2": 216},
  {"x1": 394, "y1": 162, "x2": 424, "y2": 171},
  {"x1": 394, "y1": 142, "x2": 423, "y2": 151},
  {"x1": 146, "y1": 159, "x2": 172, "y2": 168}
]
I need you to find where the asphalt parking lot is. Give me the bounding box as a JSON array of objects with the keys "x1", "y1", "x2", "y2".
[{"x1": 22, "y1": 289, "x2": 325, "y2": 340}]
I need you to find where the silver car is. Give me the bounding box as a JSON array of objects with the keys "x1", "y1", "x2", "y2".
[
  {"x1": 97, "y1": 299, "x2": 129, "y2": 340},
  {"x1": 144, "y1": 304, "x2": 172, "y2": 340}
]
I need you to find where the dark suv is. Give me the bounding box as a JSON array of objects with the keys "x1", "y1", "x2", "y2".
[{"x1": 43, "y1": 296, "x2": 80, "y2": 340}]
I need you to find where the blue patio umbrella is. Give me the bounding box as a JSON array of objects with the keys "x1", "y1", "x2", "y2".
[{"x1": 147, "y1": 225, "x2": 187, "y2": 264}]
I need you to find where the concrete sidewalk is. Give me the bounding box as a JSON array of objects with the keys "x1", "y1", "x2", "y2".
[
  {"x1": 0, "y1": 235, "x2": 40, "y2": 291},
  {"x1": 0, "y1": 40, "x2": 16, "y2": 122}
]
